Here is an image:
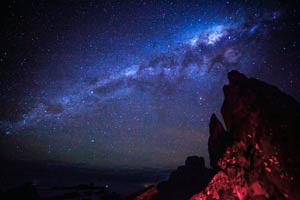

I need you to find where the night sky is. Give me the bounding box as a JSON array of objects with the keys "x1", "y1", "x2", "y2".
[{"x1": 0, "y1": 0, "x2": 299, "y2": 169}]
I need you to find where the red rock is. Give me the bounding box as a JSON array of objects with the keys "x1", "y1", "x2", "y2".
[
  {"x1": 191, "y1": 71, "x2": 300, "y2": 200},
  {"x1": 134, "y1": 186, "x2": 158, "y2": 200},
  {"x1": 132, "y1": 71, "x2": 300, "y2": 200}
]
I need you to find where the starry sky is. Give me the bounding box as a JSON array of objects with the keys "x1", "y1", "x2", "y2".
[{"x1": 0, "y1": 0, "x2": 299, "y2": 169}]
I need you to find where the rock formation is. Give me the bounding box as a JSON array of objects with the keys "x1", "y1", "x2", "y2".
[
  {"x1": 133, "y1": 156, "x2": 215, "y2": 200},
  {"x1": 208, "y1": 114, "x2": 232, "y2": 170},
  {"x1": 133, "y1": 70, "x2": 300, "y2": 200},
  {"x1": 132, "y1": 186, "x2": 158, "y2": 200},
  {"x1": 191, "y1": 70, "x2": 300, "y2": 200}
]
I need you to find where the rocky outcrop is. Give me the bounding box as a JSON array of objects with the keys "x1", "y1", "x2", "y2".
[
  {"x1": 132, "y1": 186, "x2": 158, "y2": 200},
  {"x1": 208, "y1": 114, "x2": 232, "y2": 170},
  {"x1": 154, "y1": 156, "x2": 215, "y2": 200},
  {"x1": 133, "y1": 156, "x2": 215, "y2": 200},
  {"x1": 132, "y1": 70, "x2": 300, "y2": 200},
  {"x1": 191, "y1": 71, "x2": 300, "y2": 200}
]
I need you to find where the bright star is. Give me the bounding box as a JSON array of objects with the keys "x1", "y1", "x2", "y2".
[{"x1": 189, "y1": 37, "x2": 198, "y2": 46}]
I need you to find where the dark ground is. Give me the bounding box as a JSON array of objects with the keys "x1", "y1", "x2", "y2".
[{"x1": 0, "y1": 160, "x2": 170, "y2": 199}]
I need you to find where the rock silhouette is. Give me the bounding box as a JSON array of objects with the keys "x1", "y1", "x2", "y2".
[
  {"x1": 134, "y1": 70, "x2": 300, "y2": 200},
  {"x1": 133, "y1": 156, "x2": 215, "y2": 200},
  {"x1": 192, "y1": 71, "x2": 300, "y2": 200},
  {"x1": 208, "y1": 114, "x2": 232, "y2": 170}
]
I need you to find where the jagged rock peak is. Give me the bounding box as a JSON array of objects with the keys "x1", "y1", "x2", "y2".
[
  {"x1": 192, "y1": 70, "x2": 300, "y2": 200},
  {"x1": 227, "y1": 70, "x2": 248, "y2": 83},
  {"x1": 208, "y1": 114, "x2": 231, "y2": 170}
]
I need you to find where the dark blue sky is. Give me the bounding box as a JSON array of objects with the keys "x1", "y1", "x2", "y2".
[{"x1": 0, "y1": 0, "x2": 299, "y2": 169}]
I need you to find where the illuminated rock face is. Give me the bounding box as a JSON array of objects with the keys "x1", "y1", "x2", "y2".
[
  {"x1": 134, "y1": 186, "x2": 158, "y2": 200},
  {"x1": 208, "y1": 114, "x2": 232, "y2": 170},
  {"x1": 191, "y1": 71, "x2": 300, "y2": 200},
  {"x1": 132, "y1": 71, "x2": 300, "y2": 200}
]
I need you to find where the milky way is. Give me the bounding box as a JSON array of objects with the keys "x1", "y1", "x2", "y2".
[{"x1": 0, "y1": 1, "x2": 299, "y2": 168}]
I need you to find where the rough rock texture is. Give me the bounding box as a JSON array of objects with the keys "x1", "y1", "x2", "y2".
[
  {"x1": 191, "y1": 71, "x2": 300, "y2": 200},
  {"x1": 133, "y1": 186, "x2": 158, "y2": 200},
  {"x1": 139, "y1": 156, "x2": 215, "y2": 200},
  {"x1": 208, "y1": 114, "x2": 232, "y2": 170},
  {"x1": 132, "y1": 70, "x2": 300, "y2": 200}
]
